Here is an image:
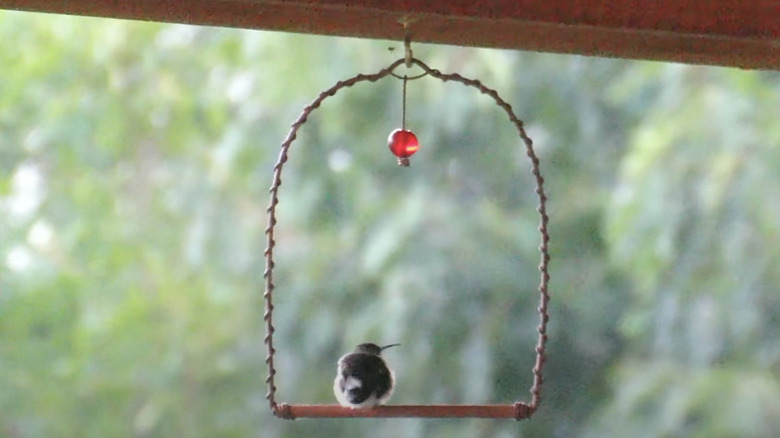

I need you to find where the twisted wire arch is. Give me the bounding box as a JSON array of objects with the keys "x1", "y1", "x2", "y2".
[{"x1": 263, "y1": 57, "x2": 551, "y2": 420}]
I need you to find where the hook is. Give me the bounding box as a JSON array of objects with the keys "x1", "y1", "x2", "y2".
[
  {"x1": 404, "y1": 34, "x2": 413, "y2": 68},
  {"x1": 399, "y1": 14, "x2": 420, "y2": 68}
]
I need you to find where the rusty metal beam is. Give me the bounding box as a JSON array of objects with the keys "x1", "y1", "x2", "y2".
[{"x1": 1, "y1": 0, "x2": 779, "y2": 69}]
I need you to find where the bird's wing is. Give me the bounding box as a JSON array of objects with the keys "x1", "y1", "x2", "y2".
[{"x1": 340, "y1": 354, "x2": 391, "y2": 404}]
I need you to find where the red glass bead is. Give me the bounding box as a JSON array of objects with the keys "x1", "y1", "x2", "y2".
[{"x1": 387, "y1": 129, "x2": 419, "y2": 166}]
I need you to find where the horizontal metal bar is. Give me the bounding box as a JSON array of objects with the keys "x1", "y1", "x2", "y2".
[{"x1": 274, "y1": 403, "x2": 533, "y2": 420}]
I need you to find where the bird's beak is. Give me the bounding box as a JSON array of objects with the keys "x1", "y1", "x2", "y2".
[{"x1": 381, "y1": 343, "x2": 401, "y2": 351}]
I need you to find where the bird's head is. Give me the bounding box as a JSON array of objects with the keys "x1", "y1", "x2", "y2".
[{"x1": 354, "y1": 343, "x2": 400, "y2": 356}]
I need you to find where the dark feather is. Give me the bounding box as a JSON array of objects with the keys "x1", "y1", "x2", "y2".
[{"x1": 340, "y1": 353, "x2": 392, "y2": 404}]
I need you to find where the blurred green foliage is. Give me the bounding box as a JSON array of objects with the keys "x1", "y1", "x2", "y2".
[{"x1": 1, "y1": 10, "x2": 779, "y2": 438}]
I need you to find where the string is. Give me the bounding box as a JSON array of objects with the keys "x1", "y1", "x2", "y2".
[{"x1": 402, "y1": 75, "x2": 408, "y2": 130}]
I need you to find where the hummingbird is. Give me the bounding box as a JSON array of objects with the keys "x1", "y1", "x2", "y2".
[{"x1": 333, "y1": 342, "x2": 400, "y2": 409}]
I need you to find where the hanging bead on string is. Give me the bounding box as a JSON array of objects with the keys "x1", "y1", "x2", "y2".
[
  {"x1": 388, "y1": 34, "x2": 420, "y2": 167},
  {"x1": 388, "y1": 75, "x2": 419, "y2": 166}
]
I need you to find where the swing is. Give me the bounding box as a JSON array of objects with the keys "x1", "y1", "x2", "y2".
[{"x1": 262, "y1": 36, "x2": 551, "y2": 421}]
